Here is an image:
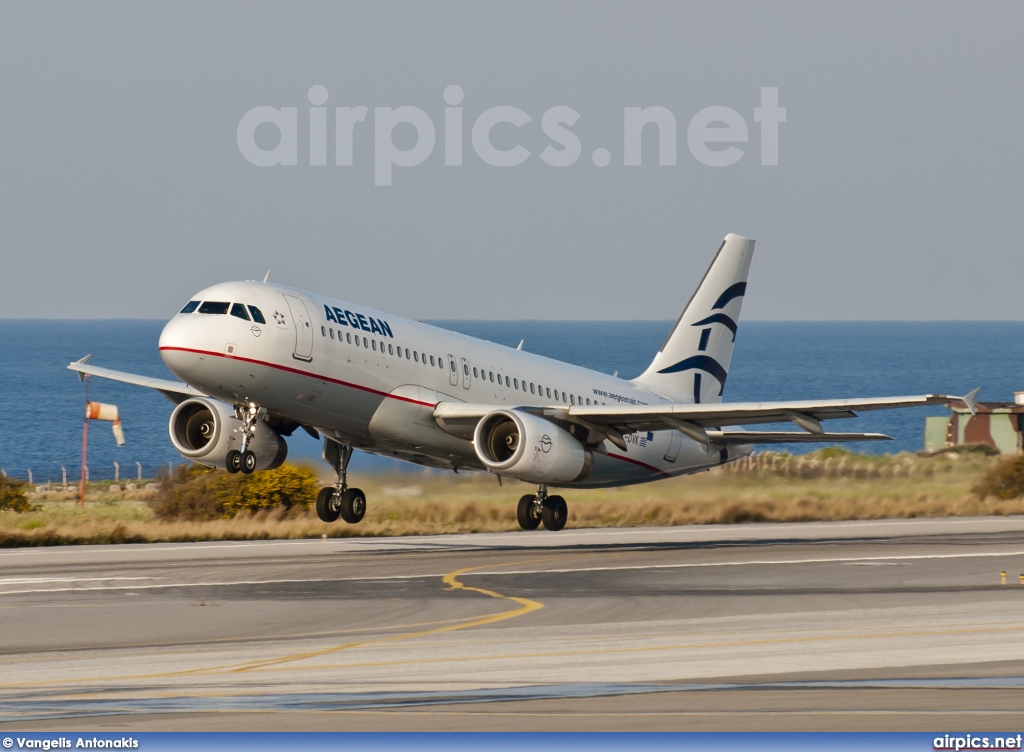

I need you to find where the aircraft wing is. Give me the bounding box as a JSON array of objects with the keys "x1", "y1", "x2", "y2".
[
  {"x1": 67, "y1": 356, "x2": 204, "y2": 404},
  {"x1": 433, "y1": 388, "x2": 978, "y2": 450}
]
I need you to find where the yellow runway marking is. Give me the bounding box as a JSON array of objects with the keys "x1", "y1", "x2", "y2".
[
  {"x1": 269, "y1": 622, "x2": 1024, "y2": 674},
  {"x1": 0, "y1": 557, "x2": 549, "y2": 688},
  {"x1": 228, "y1": 559, "x2": 546, "y2": 673}
]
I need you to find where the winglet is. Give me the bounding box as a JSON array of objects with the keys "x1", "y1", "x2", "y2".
[
  {"x1": 73, "y1": 354, "x2": 93, "y2": 382},
  {"x1": 263, "y1": 270, "x2": 271, "y2": 283},
  {"x1": 960, "y1": 386, "x2": 981, "y2": 416}
]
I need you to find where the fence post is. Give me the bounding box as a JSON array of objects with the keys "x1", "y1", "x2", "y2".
[
  {"x1": 136, "y1": 461, "x2": 142, "y2": 481},
  {"x1": 114, "y1": 461, "x2": 119, "y2": 482}
]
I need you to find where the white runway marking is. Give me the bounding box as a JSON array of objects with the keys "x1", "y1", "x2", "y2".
[
  {"x1": 0, "y1": 576, "x2": 157, "y2": 585},
  {"x1": 467, "y1": 550, "x2": 1024, "y2": 577},
  {"x1": 2, "y1": 549, "x2": 1022, "y2": 595}
]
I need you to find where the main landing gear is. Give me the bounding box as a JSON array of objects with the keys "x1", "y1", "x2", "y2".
[
  {"x1": 316, "y1": 440, "x2": 366, "y2": 524},
  {"x1": 226, "y1": 401, "x2": 263, "y2": 475},
  {"x1": 517, "y1": 485, "x2": 568, "y2": 532}
]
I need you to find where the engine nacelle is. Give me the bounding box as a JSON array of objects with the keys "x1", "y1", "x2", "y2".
[
  {"x1": 169, "y1": 398, "x2": 287, "y2": 471},
  {"x1": 473, "y1": 409, "x2": 591, "y2": 484}
]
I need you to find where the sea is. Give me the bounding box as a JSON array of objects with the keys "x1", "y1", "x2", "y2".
[{"x1": 0, "y1": 320, "x2": 1020, "y2": 483}]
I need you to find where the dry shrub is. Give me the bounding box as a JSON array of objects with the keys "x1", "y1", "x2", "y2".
[
  {"x1": 973, "y1": 454, "x2": 1024, "y2": 500},
  {"x1": 0, "y1": 476, "x2": 32, "y2": 513},
  {"x1": 151, "y1": 464, "x2": 319, "y2": 520}
]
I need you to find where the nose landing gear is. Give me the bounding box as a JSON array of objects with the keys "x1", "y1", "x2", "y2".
[
  {"x1": 316, "y1": 440, "x2": 367, "y2": 524},
  {"x1": 517, "y1": 485, "x2": 568, "y2": 532},
  {"x1": 226, "y1": 401, "x2": 264, "y2": 474}
]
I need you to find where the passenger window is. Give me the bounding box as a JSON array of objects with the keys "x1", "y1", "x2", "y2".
[
  {"x1": 372, "y1": 340, "x2": 377, "y2": 351},
  {"x1": 198, "y1": 301, "x2": 229, "y2": 315},
  {"x1": 248, "y1": 306, "x2": 266, "y2": 324},
  {"x1": 321, "y1": 326, "x2": 326, "y2": 336},
  {"x1": 346, "y1": 333, "x2": 352, "y2": 344},
  {"x1": 451, "y1": 360, "x2": 457, "y2": 372},
  {"x1": 489, "y1": 372, "x2": 494, "y2": 382},
  {"x1": 355, "y1": 337, "x2": 360, "y2": 347},
  {"x1": 513, "y1": 378, "x2": 518, "y2": 389},
  {"x1": 530, "y1": 383, "x2": 536, "y2": 394},
  {"x1": 570, "y1": 394, "x2": 576, "y2": 405},
  {"x1": 473, "y1": 367, "x2": 478, "y2": 378},
  {"x1": 329, "y1": 329, "x2": 334, "y2": 339},
  {"x1": 363, "y1": 337, "x2": 368, "y2": 347},
  {"x1": 505, "y1": 375, "x2": 510, "y2": 387},
  {"x1": 586, "y1": 398, "x2": 591, "y2": 405},
  {"x1": 405, "y1": 348, "x2": 410, "y2": 359},
  {"x1": 464, "y1": 363, "x2": 469, "y2": 375},
  {"x1": 546, "y1": 387, "x2": 551, "y2": 398},
  {"x1": 231, "y1": 303, "x2": 251, "y2": 321},
  {"x1": 180, "y1": 301, "x2": 199, "y2": 314},
  {"x1": 388, "y1": 344, "x2": 393, "y2": 355}
]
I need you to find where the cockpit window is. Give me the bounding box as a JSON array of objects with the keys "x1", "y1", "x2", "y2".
[
  {"x1": 230, "y1": 303, "x2": 251, "y2": 321},
  {"x1": 180, "y1": 301, "x2": 199, "y2": 314},
  {"x1": 198, "y1": 301, "x2": 229, "y2": 315},
  {"x1": 248, "y1": 305, "x2": 266, "y2": 324}
]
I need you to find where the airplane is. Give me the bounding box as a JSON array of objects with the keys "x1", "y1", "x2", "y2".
[{"x1": 68, "y1": 233, "x2": 979, "y2": 532}]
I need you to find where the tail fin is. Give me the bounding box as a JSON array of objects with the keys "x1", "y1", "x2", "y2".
[{"x1": 633, "y1": 233, "x2": 756, "y2": 403}]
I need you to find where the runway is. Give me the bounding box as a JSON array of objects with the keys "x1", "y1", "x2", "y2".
[{"x1": 2, "y1": 516, "x2": 1024, "y2": 730}]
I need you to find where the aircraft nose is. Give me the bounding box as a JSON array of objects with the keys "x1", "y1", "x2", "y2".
[{"x1": 159, "y1": 316, "x2": 204, "y2": 383}]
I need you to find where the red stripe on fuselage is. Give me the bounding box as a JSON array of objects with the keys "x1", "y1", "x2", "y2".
[
  {"x1": 158, "y1": 347, "x2": 436, "y2": 407},
  {"x1": 605, "y1": 452, "x2": 673, "y2": 478}
]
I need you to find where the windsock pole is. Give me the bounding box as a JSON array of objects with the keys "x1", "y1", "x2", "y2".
[
  {"x1": 79, "y1": 395, "x2": 125, "y2": 506},
  {"x1": 80, "y1": 377, "x2": 90, "y2": 507}
]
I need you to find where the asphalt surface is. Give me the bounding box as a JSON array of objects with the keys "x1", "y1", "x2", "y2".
[{"x1": 2, "y1": 517, "x2": 1024, "y2": 730}]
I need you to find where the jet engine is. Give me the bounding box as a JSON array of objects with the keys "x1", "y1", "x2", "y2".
[
  {"x1": 473, "y1": 409, "x2": 591, "y2": 484},
  {"x1": 169, "y1": 398, "x2": 287, "y2": 471}
]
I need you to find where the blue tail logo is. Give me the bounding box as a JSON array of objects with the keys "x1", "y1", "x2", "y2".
[{"x1": 656, "y1": 282, "x2": 746, "y2": 401}]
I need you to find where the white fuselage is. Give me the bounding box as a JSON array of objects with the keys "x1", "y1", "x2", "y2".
[{"x1": 158, "y1": 280, "x2": 743, "y2": 487}]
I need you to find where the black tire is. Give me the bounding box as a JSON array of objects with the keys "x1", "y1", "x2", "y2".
[
  {"x1": 241, "y1": 450, "x2": 257, "y2": 474},
  {"x1": 339, "y1": 487, "x2": 367, "y2": 524},
  {"x1": 316, "y1": 487, "x2": 340, "y2": 522},
  {"x1": 541, "y1": 495, "x2": 568, "y2": 531},
  {"x1": 226, "y1": 450, "x2": 242, "y2": 474},
  {"x1": 517, "y1": 494, "x2": 541, "y2": 530}
]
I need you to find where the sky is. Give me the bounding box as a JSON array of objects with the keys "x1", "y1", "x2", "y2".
[{"x1": 1, "y1": 1, "x2": 1022, "y2": 321}]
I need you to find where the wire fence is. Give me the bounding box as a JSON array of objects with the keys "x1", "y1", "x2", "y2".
[{"x1": 0, "y1": 461, "x2": 182, "y2": 487}]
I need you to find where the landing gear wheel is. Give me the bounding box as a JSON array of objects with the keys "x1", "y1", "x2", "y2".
[
  {"x1": 226, "y1": 450, "x2": 242, "y2": 474},
  {"x1": 316, "y1": 487, "x2": 341, "y2": 522},
  {"x1": 541, "y1": 495, "x2": 568, "y2": 531},
  {"x1": 339, "y1": 488, "x2": 366, "y2": 524},
  {"x1": 241, "y1": 450, "x2": 257, "y2": 474},
  {"x1": 517, "y1": 494, "x2": 541, "y2": 530}
]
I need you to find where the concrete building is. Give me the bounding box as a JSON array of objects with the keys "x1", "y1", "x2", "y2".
[{"x1": 925, "y1": 392, "x2": 1024, "y2": 454}]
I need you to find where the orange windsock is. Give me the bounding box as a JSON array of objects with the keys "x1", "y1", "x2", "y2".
[{"x1": 86, "y1": 402, "x2": 125, "y2": 446}]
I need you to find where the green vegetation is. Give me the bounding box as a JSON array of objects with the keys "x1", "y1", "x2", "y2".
[
  {"x1": 1, "y1": 451, "x2": 1022, "y2": 547},
  {"x1": 973, "y1": 454, "x2": 1024, "y2": 500},
  {"x1": 151, "y1": 464, "x2": 319, "y2": 520},
  {"x1": 0, "y1": 476, "x2": 32, "y2": 513}
]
